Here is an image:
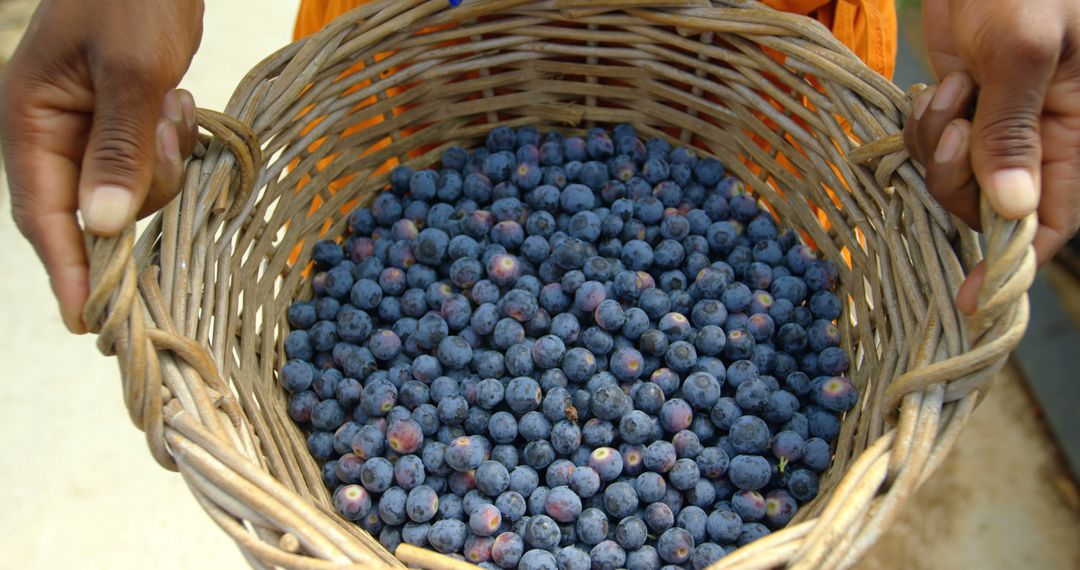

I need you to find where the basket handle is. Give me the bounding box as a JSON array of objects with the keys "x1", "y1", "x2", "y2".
[
  {"x1": 853, "y1": 85, "x2": 1038, "y2": 417},
  {"x1": 82, "y1": 106, "x2": 261, "y2": 468}
]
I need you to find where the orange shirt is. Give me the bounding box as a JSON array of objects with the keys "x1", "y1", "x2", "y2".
[{"x1": 293, "y1": 0, "x2": 897, "y2": 79}]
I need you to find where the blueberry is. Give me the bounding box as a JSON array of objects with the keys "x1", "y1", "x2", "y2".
[
  {"x1": 763, "y1": 389, "x2": 800, "y2": 423},
  {"x1": 589, "y1": 540, "x2": 627, "y2": 570},
  {"x1": 287, "y1": 391, "x2": 319, "y2": 423},
  {"x1": 523, "y1": 440, "x2": 556, "y2": 470},
  {"x1": 643, "y1": 440, "x2": 677, "y2": 474},
  {"x1": 817, "y1": 346, "x2": 850, "y2": 376},
  {"x1": 619, "y1": 410, "x2": 656, "y2": 445},
  {"x1": 770, "y1": 275, "x2": 808, "y2": 305},
  {"x1": 642, "y1": 501, "x2": 674, "y2": 536},
  {"x1": 333, "y1": 484, "x2": 372, "y2": 521},
  {"x1": 681, "y1": 371, "x2": 722, "y2": 409},
  {"x1": 307, "y1": 431, "x2": 335, "y2": 460},
  {"x1": 544, "y1": 486, "x2": 583, "y2": 523},
  {"x1": 497, "y1": 491, "x2": 528, "y2": 523},
  {"x1": 723, "y1": 329, "x2": 755, "y2": 362},
  {"x1": 519, "y1": 549, "x2": 558, "y2": 570},
  {"x1": 675, "y1": 505, "x2": 709, "y2": 545},
  {"x1": 438, "y1": 397, "x2": 468, "y2": 427},
  {"x1": 280, "y1": 360, "x2": 314, "y2": 393},
  {"x1": 525, "y1": 514, "x2": 561, "y2": 550},
  {"x1": 811, "y1": 376, "x2": 857, "y2": 412},
  {"x1": 428, "y1": 519, "x2": 468, "y2": 553},
  {"x1": 659, "y1": 399, "x2": 693, "y2": 433},
  {"x1": 551, "y1": 420, "x2": 582, "y2": 455},
  {"x1": 622, "y1": 240, "x2": 655, "y2": 271},
  {"x1": 668, "y1": 458, "x2": 701, "y2": 491},
  {"x1": 672, "y1": 430, "x2": 703, "y2": 459},
  {"x1": 491, "y1": 532, "x2": 525, "y2": 568},
  {"x1": 728, "y1": 455, "x2": 772, "y2": 491},
  {"x1": 445, "y1": 435, "x2": 485, "y2": 472},
  {"x1": 493, "y1": 318, "x2": 526, "y2": 350},
  {"x1": 476, "y1": 460, "x2": 512, "y2": 497},
  {"x1": 465, "y1": 535, "x2": 496, "y2": 565},
  {"x1": 591, "y1": 384, "x2": 632, "y2": 421},
  {"x1": 664, "y1": 341, "x2": 697, "y2": 373},
  {"x1": 763, "y1": 489, "x2": 798, "y2": 528},
  {"x1": 506, "y1": 376, "x2": 543, "y2": 414},
  {"x1": 449, "y1": 470, "x2": 479, "y2": 496},
  {"x1": 568, "y1": 466, "x2": 601, "y2": 499},
  {"x1": 557, "y1": 546, "x2": 591, "y2": 570},
  {"x1": 729, "y1": 415, "x2": 770, "y2": 454},
  {"x1": 491, "y1": 444, "x2": 519, "y2": 471},
  {"x1": 436, "y1": 335, "x2": 473, "y2": 369},
  {"x1": 403, "y1": 485, "x2": 439, "y2": 523},
  {"x1": 652, "y1": 527, "x2": 695, "y2": 566},
  {"x1": 802, "y1": 438, "x2": 832, "y2": 472},
  {"x1": 562, "y1": 347, "x2": 597, "y2": 383},
  {"x1": 394, "y1": 454, "x2": 426, "y2": 490},
  {"x1": 632, "y1": 382, "x2": 666, "y2": 415},
  {"x1": 734, "y1": 377, "x2": 769, "y2": 412},
  {"x1": 471, "y1": 503, "x2": 504, "y2": 536},
  {"x1": 685, "y1": 477, "x2": 718, "y2": 510},
  {"x1": 588, "y1": 447, "x2": 624, "y2": 482},
  {"x1": 694, "y1": 446, "x2": 729, "y2": 480},
  {"x1": 576, "y1": 507, "x2": 610, "y2": 545}
]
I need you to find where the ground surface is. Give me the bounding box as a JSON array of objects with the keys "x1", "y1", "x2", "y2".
[{"x1": 0, "y1": 2, "x2": 1077, "y2": 568}]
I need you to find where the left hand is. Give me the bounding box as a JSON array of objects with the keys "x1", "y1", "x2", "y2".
[{"x1": 903, "y1": 0, "x2": 1080, "y2": 314}]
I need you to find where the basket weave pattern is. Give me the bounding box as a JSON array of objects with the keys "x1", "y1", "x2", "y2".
[{"x1": 80, "y1": 1, "x2": 1035, "y2": 568}]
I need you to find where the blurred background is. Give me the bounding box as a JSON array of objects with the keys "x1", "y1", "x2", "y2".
[{"x1": 0, "y1": 1, "x2": 1077, "y2": 568}]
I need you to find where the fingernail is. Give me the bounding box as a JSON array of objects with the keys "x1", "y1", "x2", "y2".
[
  {"x1": 61, "y1": 308, "x2": 87, "y2": 335},
  {"x1": 158, "y1": 120, "x2": 181, "y2": 163},
  {"x1": 914, "y1": 86, "x2": 935, "y2": 120},
  {"x1": 177, "y1": 90, "x2": 196, "y2": 130},
  {"x1": 934, "y1": 123, "x2": 963, "y2": 163},
  {"x1": 931, "y1": 73, "x2": 965, "y2": 112},
  {"x1": 988, "y1": 168, "x2": 1039, "y2": 218},
  {"x1": 84, "y1": 185, "x2": 133, "y2": 234},
  {"x1": 162, "y1": 90, "x2": 182, "y2": 123}
]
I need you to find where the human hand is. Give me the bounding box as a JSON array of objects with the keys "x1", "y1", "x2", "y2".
[
  {"x1": 903, "y1": 0, "x2": 1080, "y2": 314},
  {"x1": 0, "y1": 0, "x2": 204, "y2": 333}
]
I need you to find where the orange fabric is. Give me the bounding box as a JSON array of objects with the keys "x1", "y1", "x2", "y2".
[{"x1": 294, "y1": 0, "x2": 896, "y2": 80}]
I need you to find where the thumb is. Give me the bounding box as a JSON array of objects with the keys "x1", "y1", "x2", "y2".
[
  {"x1": 79, "y1": 73, "x2": 167, "y2": 236},
  {"x1": 969, "y1": 27, "x2": 1059, "y2": 219}
]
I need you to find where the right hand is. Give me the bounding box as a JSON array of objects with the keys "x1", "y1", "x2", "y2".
[
  {"x1": 0, "y1": 0, "x2": 204, "y2": 333},
  {"x1": 903, "y1": 0, "x2": 1080, "y2": 314}
]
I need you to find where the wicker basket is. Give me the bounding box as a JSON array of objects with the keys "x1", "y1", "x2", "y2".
[{"x1": 81, "y1": 1, "x2": 1036, "y2": 568}]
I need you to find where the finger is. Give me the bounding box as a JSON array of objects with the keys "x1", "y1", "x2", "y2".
[
  {"x1": 3, "y1": 129, "x2": 91, "y2": 333},
  {"x1": 956, "y1": 260, "x2": 984, "y2": 315},
  {"x1": 956, "y1": 219, "x2": 1078, "y2": 318},
  {"x1": 143, "y1": 90, "x2": 190, "y2": 216},
  {"x1": 145, "y1": 117, "x2": 184, "y2": 217},
  {"x1": 926, "y1": 119, "x2": 980, "y2": 229},
  {"x1": 922, "y1": 0, "x2": 965, "y2": 79},
  {"x1": 175, "y1": 89, "x2": 198, "y2": 156},
  {"x1": 963, "y1": 3, "x2": 1062, "y2": 219},
  {"x1": 914, "y1": 72, "x2": 976, "y2": 163},
  {"x1": 79, "y1": 66, "x2": 170, "y2": 236},
  {"x1": 1031, "y1": 116, "x2": 1080, "y2": 265},
  {"x1": 904, "y1": 85, "x2": 937, "y2": 165}
]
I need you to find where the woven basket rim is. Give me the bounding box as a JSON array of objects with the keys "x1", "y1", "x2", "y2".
[{"x1": 79, "y1": 2, "x2": 1036, "y2": 569}]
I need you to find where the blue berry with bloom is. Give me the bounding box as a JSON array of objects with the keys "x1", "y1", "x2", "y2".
[{"x1": 288, "y1": 124, "x2": 862, "y2": 558}]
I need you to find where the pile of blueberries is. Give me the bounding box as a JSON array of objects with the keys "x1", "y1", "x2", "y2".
[{"x1": 279, "y1": 123, "x2": 858, "y2": 570}]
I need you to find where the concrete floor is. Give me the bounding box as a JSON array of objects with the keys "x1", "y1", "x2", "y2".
[{"x1": 0, "y1": 2, "x2": 1078, "y2": 569}]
